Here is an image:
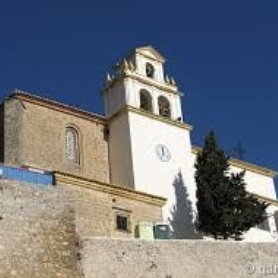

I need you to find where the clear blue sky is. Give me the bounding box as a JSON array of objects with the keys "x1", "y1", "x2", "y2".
[{"x1": 0, "y1": 1, "x2": 277, "y2": 182}]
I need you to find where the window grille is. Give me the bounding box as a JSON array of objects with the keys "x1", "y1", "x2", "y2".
[{"x1": 65, "y1": 127, "x2": 79, "y2": 164}]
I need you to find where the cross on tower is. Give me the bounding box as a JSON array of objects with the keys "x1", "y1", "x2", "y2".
[{"x1": 234, "y1": 142, "x2": 247, "y2": 160}]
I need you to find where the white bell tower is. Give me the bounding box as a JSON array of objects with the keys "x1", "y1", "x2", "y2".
[{"x1": 103, "y1": 46, "x2": 196, "y2": 221}]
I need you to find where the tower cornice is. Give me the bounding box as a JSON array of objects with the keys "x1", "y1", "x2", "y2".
[
  {"x1": 108, "y1": 105, "x2": 193, "y2": 131},
  {"x1": 104, "y1": 71, "x2": 181, "y2": 96}
]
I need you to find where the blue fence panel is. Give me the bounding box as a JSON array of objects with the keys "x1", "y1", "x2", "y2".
[
  {"x1": 7, "y1": 167, "x2": 23, "y2": 181},
  {"x1": 38, "y1": 173, "x2": 53, "y2": 185},
  {"x1": 23, "y1": 171, "x2": 38, "y2": 184},
  {"x1": 0, "y1": 165, "x2": 53, "y2": 186}
]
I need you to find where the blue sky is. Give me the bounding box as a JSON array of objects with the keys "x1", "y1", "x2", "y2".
[{"x1": 0, "y1": 1, "x2": 277, "y2": 183}]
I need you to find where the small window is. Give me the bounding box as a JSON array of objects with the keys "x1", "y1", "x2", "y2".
[
  {"x1": 139, "y1": 89, "x2": 153, "y2": 112},
  {"x1": 116, "y1": 215, "x2": 128, "y2": 231},
  {"x1": 65, "y1": 127, "x2": 79, "y2": 164},
  {"x1": 114, "y1": 209, "x2": 131, "y2": 232},
  {"x1": 146, "y1": 63, "x2": 155, "y2": 78},
  {"x1": 158, "y1": 96, "x2": 171, "y2": 118}
]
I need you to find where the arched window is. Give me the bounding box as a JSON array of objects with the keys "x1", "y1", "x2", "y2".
[
  {"x1": 65, "y1": 127, "x2": 79, "y2": 164},
  {"x1": 158, "y1": 96, "x2": 171, "y2": 118},
  {"x1": 146, "y1": 63, "x2": 155, "y2": 78},
  {"x1": 140, "y1": 89, "x2": 153, "y2": 112}
]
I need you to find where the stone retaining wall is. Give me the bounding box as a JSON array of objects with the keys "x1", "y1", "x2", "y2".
[
  {"x1": 1, "y1": 179, "x2": 278, "y2": 278},
  {"x1": 81, "y1": 238, "x2": 278, "y2": 278},
  {"x1": 0, "y1": 180, "x2": 83, "y2": 278}
]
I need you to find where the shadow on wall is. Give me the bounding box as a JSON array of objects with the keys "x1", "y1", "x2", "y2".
[{"x1": 169, "y1": 172, "x2": 203, "y2": 239}]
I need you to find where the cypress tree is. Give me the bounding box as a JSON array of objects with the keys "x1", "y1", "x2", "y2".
[
  {"x1": 195, "y1": 131, "x2": 268, "y2": 240},
  {"x1": 228, "y1": 171, "x2": 268, "y2": 240}
]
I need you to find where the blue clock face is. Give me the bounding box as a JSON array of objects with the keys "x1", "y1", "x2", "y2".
[{"x1": 156, "y1": 144, "x2": 171, "y2": 162}]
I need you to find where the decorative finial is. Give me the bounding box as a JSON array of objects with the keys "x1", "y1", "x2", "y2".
[
  {"x1": 106, "y1": 73, "x2": 112, "y2": 82},
  {"x1": 123, "y1": 59, "x2": 129, "y2": 69},
  {"x1": 129, "y1": 61, "x2": 135, "y2": 71},
  {"x1": 165, "y1": 75, "x2": 170, "y2": 83},
  {"x1": 170, "y1": 77, "x2": 176, "y2": 86}
]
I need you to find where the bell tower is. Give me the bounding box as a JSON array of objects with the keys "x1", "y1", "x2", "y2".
[
  {"x1": 104, "y1": 46, "x2": 183, "y2": 121},
  {"x1": 103, "y1": 46, "x2": 196, "y2": 220}
]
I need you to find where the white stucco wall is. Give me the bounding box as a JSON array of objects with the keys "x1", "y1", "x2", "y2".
[
  {"x1": 229, "y1": 165, "x2": 277, "y2": 199},
  {"x1": 127, "y1": 111, "x2": 196, "y2": 221},
  {"x1": 124, "y1": 77, "x2": 183, "y2": 121}
]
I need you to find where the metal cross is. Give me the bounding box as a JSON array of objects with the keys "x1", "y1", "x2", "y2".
[{"x1": 234, "y1": 142, "x2": 247, "y2": 160}]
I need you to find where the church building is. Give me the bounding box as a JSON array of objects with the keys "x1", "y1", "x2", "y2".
[{"x1": 0, "y1": 46, "x2": 277, "y2": 241}]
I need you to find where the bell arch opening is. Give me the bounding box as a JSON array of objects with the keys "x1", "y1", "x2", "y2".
[
  {"x1": 139, "y1": 89, "x2": 153, "y2": 113},
  {"x1": 158, "y1": 95, "x2": 171, "y2": 118}
]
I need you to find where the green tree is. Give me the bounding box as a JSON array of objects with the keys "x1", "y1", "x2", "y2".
[
  {"x1": 195, "y1": 131, "x2": 268, "y2": 240},
  {"x1": 228, "y1": 171, "x2": 268, "y2": 240}
]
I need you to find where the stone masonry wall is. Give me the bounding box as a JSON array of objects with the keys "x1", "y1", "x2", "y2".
[
  {"x1": 81, "y1": 238, "x2": 278, "y2": 278},
  {"x1": 3, "y1": 98, "x2": 110, "y2": 183},
  {"x1": 0, "y1": 180, "x2": 83, "y2": 278},
  {"x1": 0, "y1": 179, "x2": 163, "y2": 276},
  {"x1": 1, "y1": 179, "x2": 278, "y2": 278},
  {"x1": 59, "y1": 182, "x2": 163, "y2": 238},
  {"x1": 0, "y1": 104, "x2": 4, "y2": 162},
  {"x1": 3, "y1": 99, "x2": 24, "y2": 165}
]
